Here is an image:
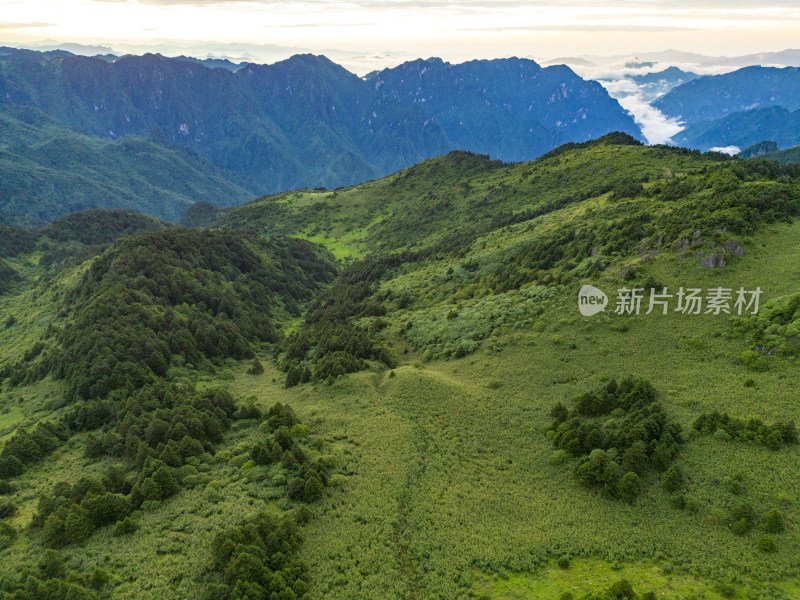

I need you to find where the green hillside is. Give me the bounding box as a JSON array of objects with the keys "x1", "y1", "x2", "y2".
[
  {"x1": 0, "y1": 102, "x2": 255, "y2": 228},
  {"x1": 2, "y1": 136, "x2": 800, "y2": 599},
  {"x1": 760, "y1": 144, "x2": 800, "y2": 165}
]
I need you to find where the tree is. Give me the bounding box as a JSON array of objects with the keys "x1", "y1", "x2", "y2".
[
  {"x1": 38, "y1": 549, "x2": 65, "y2": 578},
  {"x1": 662, "y1": 464, "x2": 685, "y2": 493},
  {"x1": 43, "y1": 514, "x2": 67, "y2": 548},
  {"x1": 617, "y1": 472, "x2": 640, "y2": 503},
  {"x1": 113, "y1": 516, "x2": 139, "y2": 536},
  {"x1": 303, "y1": 476, "x2": 324, "y2": 502},
  {"x1": 247, "y1": 359, "x2": 264, "y2": 375},
  {"x1": 274, "y1": 426, "x2": 293, "y2": 451},
  {"x1": 621, "y1": 440, "x2": 647, "y2": 475},
  {"x1": 65, "y1": 504, "x2": 94, "y2": 544},
  {"x1": 0, "y1": 455, "x2": 24, "y2": 478},
  {"x1": 82, "y1": 492, "x2": 130, "y2": 527},
  {"x1": 152, "y1": 466, "x2": 179, "y2": 499},
  {"x1": 251, "y1": 442, "x2": 272, "y2": 466}
]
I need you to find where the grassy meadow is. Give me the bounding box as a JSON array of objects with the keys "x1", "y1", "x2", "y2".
[{"x1": 2, "y1": 137, "x2": 800, "y2": 598}]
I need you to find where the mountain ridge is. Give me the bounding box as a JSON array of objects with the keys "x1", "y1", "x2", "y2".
[{"x1": 0, "y1": 47, "x2": 644, "y2": 226}]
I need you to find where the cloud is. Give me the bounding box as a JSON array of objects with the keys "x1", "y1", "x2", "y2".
[
  {"x1": 457, "y1": 24, "x2": 694, "y2": 32},
  {"x1": 90, "y1": 0, "x2": 800, "y2": 6},
  {"x1": 601, "y1": 79, "x2": 684, "y2": 144},
  {"x1": 0, "y1": 21, "x2": 54, "y2": 30},
  {"x1": 709, "y1": 146, "x2": 741, "y2": 155}
]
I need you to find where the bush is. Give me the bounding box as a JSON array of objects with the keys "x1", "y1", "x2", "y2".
[
  {"x1": 606, "y1": 579, "x2": 637, "y2": 599},
  {"x1": 662, "y1": 464, "x2": 685, "y2": 493},
  {"x1": 246, "y1": 358, "x2": 264, "y2": 375},
  {"x1": 761, "y1": 510, "x2": 785, "y2": 533},
  {"x1": 113, "y1": 516, "x2": 139, "y2": 536},
  {"x1": 757, "y1": 535, "x2": 777, "y2": 553}
]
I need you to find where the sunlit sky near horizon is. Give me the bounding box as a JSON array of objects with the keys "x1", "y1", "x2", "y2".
[{"x1": 2, "y1": 0, "x2": 800, "y2": 72}]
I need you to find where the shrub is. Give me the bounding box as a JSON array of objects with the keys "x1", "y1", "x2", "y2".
[
  {"x1": 606, "y1": 579, "x2": 637, "y2": 599},
  {"x1": 246, "y1": 358, "x2": 264, "y2": 375},
  {"x1": 663, "y1": 464, "x2": 685, "y2": 493},
  {"x1": 761, "y1": 510, "x2": 785, "y2": 533},
  {"x1": 113, "y1": 516, "x2": 139, "y2": 536},
  {"x1": 757, "y1": 535, "x2": 777, "y2": 553}
]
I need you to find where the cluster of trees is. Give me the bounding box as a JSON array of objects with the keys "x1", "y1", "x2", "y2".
[
  {"x1": 20, "y1": 384, "x2": 237, "y2": 548},
  {"x1": 0, "y1": 224, "x2": 39, "y2": 258},
  {"x1": 280, "y1": 254, "x2": 399, "y2": 386},
  {"x1": 0, "y1": 550, "x2": 102, "y2": 600},
  {"x1": 206, "y1": 512, "x2": 308, "y2": 600},
  {"x1": 475, "y1": 159, "x2": 800, "y2": 293},
  {"x1": 70, "y1": 382, "x2": 238, "y2": 465},
  {"x1": 735, "y1": 290, "x2": 800, "y2": 362},
  {"x1": 0, "y1": 421, "x2": 69, "y2": 478},
  {"x1": 33, "y1": 471, "x2": 133, "y2": 548},
  {"x1": 17, "y1": 381, "x2": 233, "y2": 548},
  {"x1": 0, "y1": 227, "x2": 341, "y2": 594},
  {"x1": 726, "y1": 501, "x2": 786, "y2": 537},
  {"x1": 41, "y1": 209, "x2": 169, "y2": 247},
  {"x1": 547, "y1": 377, "x2": 684, "y2": 501},
  {"x1": 253, "y1": 403, "x2": 331, "y2": 503},
  {"x1": 693, "y1": 411, "x2": 797, "y2": 449},
  {"x1": 201, "y1": 403, "x2": 330, "y2": 599},
  {"x1": 0, "y1": 229, "x2": 336, "y2": 398}
]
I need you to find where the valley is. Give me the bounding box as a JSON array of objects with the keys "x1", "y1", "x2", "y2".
[{"x1": 2, "y1": 135, "x2": 800, "y2": 598}]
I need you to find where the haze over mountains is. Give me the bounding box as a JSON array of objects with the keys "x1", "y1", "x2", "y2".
[
  {"x1": 4, "y1": 44, "x2": 800, "y2": 229},
  {"x1": 0, "y1": 47, "x2": 640, "y2": 227}
]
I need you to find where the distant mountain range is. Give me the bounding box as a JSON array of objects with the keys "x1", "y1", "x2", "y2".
[
  {"x1": 554, "y1": 49, "x2": 800, "y2": 69},
  {"x1": 653, "y1": 66, "x2": 800, "y2": 152},
  {"x1": 0, "y1": 47, "x2": 642, "y2": 226},
  {"x1": 654, "y1": 66, "x2": 800, "y2": 125},
  {"x1": 365, "y1": 57, "x2": 639, "y2": 163},
  {"x1": 626, "y1": 67, "x2": 698, "y2": 87},
  {"x1": 671, "y1": 106, "x2": 800, "y2": 152}
]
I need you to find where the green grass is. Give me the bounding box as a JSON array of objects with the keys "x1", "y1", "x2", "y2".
[
  {"x1": 475, "y1": 557, "x2": 737, "y2": 600},
  {"x1": 2, "y1": 138, "x2": 800, "y2": 598},
  {"x1": 217, "y1": 221, "x2": 800, "y2": 599}
]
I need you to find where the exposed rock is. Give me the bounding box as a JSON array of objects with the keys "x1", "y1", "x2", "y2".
[
  {"x1": 701, "y1": 252, "x2": 727, "y2": 268},
  {"x1": 724, "y1": 239, "x2": 744, "y2": 257},
  {"x1": 590, "y1": 245, "x2": 599, "y2": 257},
  {"x1": 673, "y1": 237, "x2": 690, "y2": 249}
]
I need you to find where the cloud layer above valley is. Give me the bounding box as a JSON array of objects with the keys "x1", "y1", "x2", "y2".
[{"x1": 2, "y1": 0, "x2": 800, "y2": 67}]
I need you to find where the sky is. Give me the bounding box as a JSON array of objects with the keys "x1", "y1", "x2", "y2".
[
  {"x1": 2, "y1": 0, "x2": 800, "y2": 72},
  {"x1": 3, "y1": 0, "x2": 798, "y2": 146}
]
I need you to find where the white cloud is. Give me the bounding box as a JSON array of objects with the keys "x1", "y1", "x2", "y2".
[
  {"x1": 600, "y1": 79, "x2": 684, "y2": 145},
  {"x1": 709, "y1": 146, "x2": 741, "y2": 155}
]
